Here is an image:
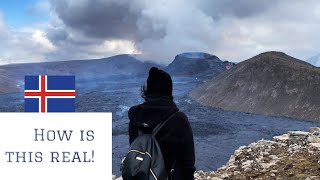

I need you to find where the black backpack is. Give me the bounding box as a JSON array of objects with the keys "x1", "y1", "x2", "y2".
[{"x1": 121, "y1": 111, "x2": 178, "y2": 180}]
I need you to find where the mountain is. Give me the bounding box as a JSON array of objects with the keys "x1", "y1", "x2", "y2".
[
  {"x1": 307, "y1": 54, "x2": 320, "y2": 67},
  {"x1": 0, "y1": 68, "x2": 20, "y2": 93},
  {"x1": 0, "y1": 54, "x2": 160, "y2": 93},
  {"x1": 165, "y1": 52, "x2": 234, "y2": 78},
  {"x1": 191, "y1": 51, "x2": 320, "y2": 121}
]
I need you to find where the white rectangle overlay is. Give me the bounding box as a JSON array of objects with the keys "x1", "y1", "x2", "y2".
[{"x1": 0, "y1": 113, "x2": 112, "y2": 180}]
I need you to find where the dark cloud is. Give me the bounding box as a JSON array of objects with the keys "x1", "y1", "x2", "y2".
[
  {"x1": 50, "y1": 0, "x2": 167, "y2": 41},
  {"x1": 51, "y1": 0, "x2": 140, "y2": 40},
  {"x1": 46, "y1": 27, "x2": 68, "y2": 44},
  {"x1": 196, "y1": 0, "x2": 278, "y2": 19}
]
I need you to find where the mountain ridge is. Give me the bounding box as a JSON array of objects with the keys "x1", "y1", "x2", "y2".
[
  {"x1": 0, "y1": 52, "x2": 232, "y2": 93},
  {"x1": 0, "y1": 54, "x2": 161, "y2": 93}
]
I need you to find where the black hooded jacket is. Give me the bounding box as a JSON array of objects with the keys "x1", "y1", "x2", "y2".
[{"x1": 128, "y1": 96, "x2": 195, "y2": 180}]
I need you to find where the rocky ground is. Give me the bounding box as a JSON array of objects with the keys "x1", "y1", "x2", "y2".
[
  {"x1": 195, "y1": 127, "x2": 320, "y2": 180},
  {"x1": 113, "y1": 127, "x2": 320, "y2": 180}
]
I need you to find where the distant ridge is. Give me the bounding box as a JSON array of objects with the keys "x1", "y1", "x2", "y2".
[
  {"x1": 0, "y1": 52, "x2": 235, "y2": 94},
  {"x1": 191, "y1": 51, "x2": 320, "y2": 121},
  {"x1": 0, "y1": 54, "x2": 160, "y2": 93}
]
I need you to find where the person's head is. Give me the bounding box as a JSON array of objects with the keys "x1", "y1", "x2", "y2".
[{"x1": 141, "y1": 67, "x2": 173, "y2": 100}]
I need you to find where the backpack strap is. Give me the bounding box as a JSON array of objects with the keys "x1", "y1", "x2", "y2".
[{"x1": 152, "y1": 111, "x2": 179, "y2": 136}]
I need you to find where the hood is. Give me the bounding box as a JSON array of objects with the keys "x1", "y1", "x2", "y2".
[{"x1": 128, "y1": 97, "x2": 179, "y2": 128}]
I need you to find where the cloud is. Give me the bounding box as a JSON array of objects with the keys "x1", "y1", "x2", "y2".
[
  {"x1": 46, "y1": 0, "x2": 320, "y2": 63},
  {"x1": 134, "y1": 0, "x2": 222, "y2": 62},
  {"x1": 32, "y1": 30, "x2": 56, "y2": 51},
  {"x1": 26, "y1": 0, "x2": 51, "y2": 17},
  {"x1": 50, "y1": 0, "x2": 140, "y2": 40},
  {"x1": 46, "y1": 38, "x2": 138, "y2": 61},
  {"x1": 2, "y1": 0, "x2": 320, "y2": 64},
  {"x1": 43, "y1": 17, "x2": 138, "y2": 61},
  {"x1": 47, "y1": 0, "x2": 224, "y2": 63},
  {"x1": 0, "y1": 11, "x2": 57, "y2": 65},
  {"x1": 0, "y1": 12, "x2": 6, "y2": 35},
  {"x1": 195, "y1": 0, "x2": 278, "y2": 19},
  {"x1": 212, "y1": 0, "x2": 320, "y2": 61},
  {"x1": 0, "y1": 29, "x2": 57, "y2": 64}
]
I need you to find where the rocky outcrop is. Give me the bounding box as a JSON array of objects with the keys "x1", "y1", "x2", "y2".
[
  {"x1": 195, "y1": 127, "x2": 320, "y2": 180},
  {"x1": 191, "y1": 51, "x2": 320, "y2": 121}
]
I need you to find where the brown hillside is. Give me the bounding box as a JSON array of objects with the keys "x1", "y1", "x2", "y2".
[{"x1": 191, "y1": 51, "x2": 320, "y2": 121}]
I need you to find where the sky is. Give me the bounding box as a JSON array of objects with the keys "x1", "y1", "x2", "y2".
[{"x1": 0, "y1": 0, "x2": 320, "y2": 65}]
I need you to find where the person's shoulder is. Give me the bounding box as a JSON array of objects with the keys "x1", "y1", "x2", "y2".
[
  {"x1": 129, "y1": 105, "x2": 140, "y2": 112},
  {"x1": 176, "y1": 111, "x2": 187, "y2": 118},
  {"x1": 170, "y1": 111, "x2": 192, "y2": 132},
  {"x1": 128, "y1": 104, "x2": 142, "y2": 120},
  {"x1": 174, "y1": 111, "x2": 189, "y2": 123}
]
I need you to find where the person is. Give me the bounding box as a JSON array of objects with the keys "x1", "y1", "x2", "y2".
[{"x1": 128, "y1": 67, "x2": 195, "y2": 180}]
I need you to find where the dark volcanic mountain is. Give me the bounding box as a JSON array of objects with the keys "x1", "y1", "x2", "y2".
[
  {"x1": 191, "y1": 51, "x2": 320, "y2": 121},
  {"x1": 0, "y1": 54, "x2": 160, "y2": 93},
  {"x1": 165, "y1": 52, "x2": 234, "y2": 78}
]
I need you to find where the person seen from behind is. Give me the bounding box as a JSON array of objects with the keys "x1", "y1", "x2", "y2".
[{"x1": 128, "y1": 67, "x2": 195, "y2": 180}]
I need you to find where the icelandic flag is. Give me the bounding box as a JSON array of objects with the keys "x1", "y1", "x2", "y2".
[{"x1": 24, "y1": 75, "x2": 76, "y2": 112}]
